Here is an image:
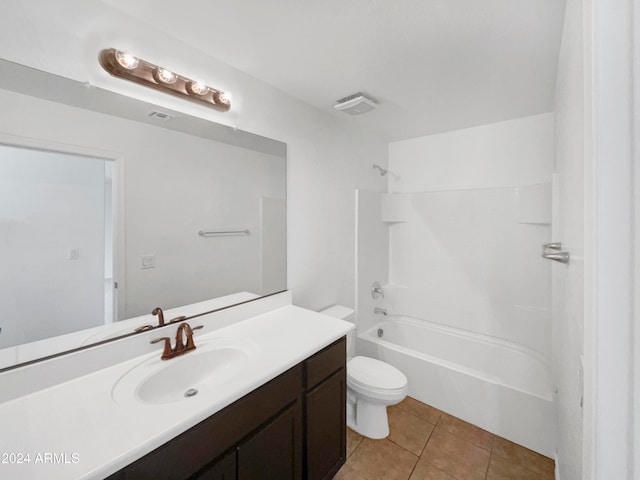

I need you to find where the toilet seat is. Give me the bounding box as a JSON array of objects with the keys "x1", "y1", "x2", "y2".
[{"x1": 347, "y1": 356, "x2": 408, "y2": 400}]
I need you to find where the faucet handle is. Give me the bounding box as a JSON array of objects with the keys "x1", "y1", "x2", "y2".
[
  {"x1": 134, "y1": 324, "x2": 154, "y2": 333},
  {"x1": 183, "y1": 325, "x2": 204, "y2": 350},
  {"x1": 169, "y1": 315, "x2": 187, "y2": 324},
  {"x1": 150, "y1": 337, "x2": 173, "y2": 360}
]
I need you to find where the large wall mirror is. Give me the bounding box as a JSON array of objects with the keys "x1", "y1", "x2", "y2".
[{"x1": 0, "y1": 59, "x2": 286, "y2": 370}]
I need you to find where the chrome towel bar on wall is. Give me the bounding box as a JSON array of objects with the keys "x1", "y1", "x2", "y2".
[
  {"x1": 198, "y1": 229, "x2": 250, "y2": 237},
  {"x1": 542, "y1": 242, "x2": 570, "y2": 264}
]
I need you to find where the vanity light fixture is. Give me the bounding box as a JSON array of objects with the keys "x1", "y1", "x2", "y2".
[{"x1": 99, "y1": 48, "x2": 231, "y2": 112}]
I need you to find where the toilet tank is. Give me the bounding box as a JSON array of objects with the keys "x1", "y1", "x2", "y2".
[{"x1": 319, "y1": 305, "x2": 355, "y2": 359}]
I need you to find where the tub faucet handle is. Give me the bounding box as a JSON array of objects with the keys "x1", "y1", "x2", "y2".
[
  {"x1": 374, "y1": 307, "x2": 387, "y2": 316},
  {"x1": 371, "y1": 281, "x2": 384, "y2": 299}
]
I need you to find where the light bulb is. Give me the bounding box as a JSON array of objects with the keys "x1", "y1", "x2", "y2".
[
  {"x1": 115, "y1": 50, "x2": 139, "y2": 70},
  {"x1": 188, "y1": 81, "x2": 209, "y2": 96},
  {"x1": 217, "y1": 91, "x2": 231, "y2": 105},
  {"x1": 155, "y1": 68, "x2": 177, "y2": 84}
]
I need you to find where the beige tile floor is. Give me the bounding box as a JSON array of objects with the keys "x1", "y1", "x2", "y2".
[{"x1": 334, "y1": 397, "x2": 555, "y2": 480}]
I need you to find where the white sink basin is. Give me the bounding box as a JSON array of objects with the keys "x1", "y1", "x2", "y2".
[{"x1": 112, "y1": 337, "x2": 259, "y2": 405}]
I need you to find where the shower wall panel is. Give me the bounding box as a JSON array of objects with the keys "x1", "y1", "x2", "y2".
[
  {"x1": 387, "y1": 187, "x2": 552, "y2": 357},
  {"x1": 387, "y1": 113, "x2": 554, "y2": 359}
]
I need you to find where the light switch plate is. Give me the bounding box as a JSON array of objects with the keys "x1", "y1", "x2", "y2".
[{"x1": 141, "y1": 254, "x2": 156, "y2": 269}]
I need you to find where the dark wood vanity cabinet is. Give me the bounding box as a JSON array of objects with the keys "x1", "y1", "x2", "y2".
[
  {"x1": 196, "y1": 401, "x2": 302, "y2": 480},
  {"x1": 107, "y1": 337, "x2": 346, "y2": 480},
  {"x1": 304, "y1": 337, "x2": 347, "y2": 480}
]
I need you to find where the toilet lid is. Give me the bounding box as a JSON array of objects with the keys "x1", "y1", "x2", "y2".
[{"x1": 347, "y1": 356, "x2": 407, "y2": 390}]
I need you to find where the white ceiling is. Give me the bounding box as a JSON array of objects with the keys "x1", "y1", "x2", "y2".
[{"x1": 101, "y1": 0, "x2": 566, "y2": 141}]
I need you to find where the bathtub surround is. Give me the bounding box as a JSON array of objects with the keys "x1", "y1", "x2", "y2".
[
  {"x1": 352, "y1": 114, "x2": 552, "y2": 455},
  {"x1": 385, "y1": 185, "x2": 552, "y2": 357},
  {"x1": 387, "y1": 114, "x2": 553, "y2": 356}
]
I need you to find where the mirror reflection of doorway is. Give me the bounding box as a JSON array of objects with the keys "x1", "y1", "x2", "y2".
[{"x1": 0, "y1": 144, "x2": 114, "y2": 349}]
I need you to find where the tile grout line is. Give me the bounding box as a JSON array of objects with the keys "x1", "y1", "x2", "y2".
[
  {"x1": 417, "y1": 423, "x2": 459, "y2": 480},
  {"x1": 393, "y1": 404, "x2": 504, "y2": 478},
  {"x1": 484, "y1": 441, "x2": 495, "y2": 480},
  {"x1": 387, "y1": 420, "x2": 435, "y2": 479}
]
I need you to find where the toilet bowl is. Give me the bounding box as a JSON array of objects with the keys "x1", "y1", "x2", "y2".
[{"x1": 320, "y1": 305, "x2": 408, "y2": 439}]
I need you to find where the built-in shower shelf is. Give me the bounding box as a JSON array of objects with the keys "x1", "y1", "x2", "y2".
[{"x1": 381, "y1": 193, "x2": 410, "y2": 223}]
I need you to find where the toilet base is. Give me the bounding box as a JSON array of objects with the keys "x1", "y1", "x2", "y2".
[
  {"x1": 346, "y1": 397, "x2": 391, "y2": 439},
  {"x1": 345, "y1": 356, "x2": 409, "y2": 439}
]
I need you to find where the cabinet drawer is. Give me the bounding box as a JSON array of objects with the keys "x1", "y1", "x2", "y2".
[{"x1": 304, "y1": 337, "x2": 346, "y2": 391}]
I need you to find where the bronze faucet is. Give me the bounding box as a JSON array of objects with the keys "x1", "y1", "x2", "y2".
[
  {"x1": 150, "y1": 322, "x2": 204, "y2": 360},
  {"x1": 152, "y1": 307, "x2": 166, "y2": 327},
  {"x1": 133, "y1": 308, "x2": 188, "y2": 335},
  {"x1": 132, "y1": 307, "x2": 166, "y2": 333},
  {"x1": 152, "y1": 307, "x2": 187, "y2": 327}
]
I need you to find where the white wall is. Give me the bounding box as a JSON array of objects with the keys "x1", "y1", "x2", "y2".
[
  {"x1": 0, "y1": 145, "x2": 106, "y2": 347},
  {"x1": 0, "y1": 0, "x2": 388, "y2": 315},
  {"x1": 388, "y1": 114, "x2": 554, "y2": 358}
]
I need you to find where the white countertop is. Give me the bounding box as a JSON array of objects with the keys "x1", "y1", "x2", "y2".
[{"x1": 0, "y1": 304, "x2": 353, "y2": 480}]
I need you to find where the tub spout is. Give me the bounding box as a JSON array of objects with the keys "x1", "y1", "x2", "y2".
[{"x1": 374, "y1": 307, "x2": 387, "y2": 316}]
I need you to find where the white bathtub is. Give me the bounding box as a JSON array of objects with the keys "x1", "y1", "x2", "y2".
[{"x1": 357, "y1": 316, "x2": 555, "y2": 457}]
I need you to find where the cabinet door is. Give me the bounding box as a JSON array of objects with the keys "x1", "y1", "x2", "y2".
[
  {"x1": 305, "y1": 369, "x2": 346, "y2": 480},
  {"x1": 237, "y1": 401, "x2": 302, "y2": 480},
  {"x1": 195, "y1": 450, "x2": 236, "y2": 480}
]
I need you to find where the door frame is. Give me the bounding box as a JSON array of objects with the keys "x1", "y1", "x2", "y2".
[{"x1": 584, "y1": 0, "x2": 638, "y2": 478}]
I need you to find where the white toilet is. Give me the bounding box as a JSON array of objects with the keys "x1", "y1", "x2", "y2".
[{"x1": 320, "y1": 305, "x2": 408, "y2": 439}]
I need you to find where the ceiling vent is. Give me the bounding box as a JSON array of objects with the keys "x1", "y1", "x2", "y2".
[
  {"x1": 334, "y1": 92, "x2": 377, "y2": 115},
  {"x1": 147, "y1": 110, "x2": 174, "y2": 121}
]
